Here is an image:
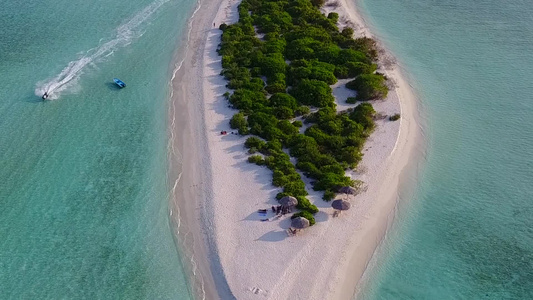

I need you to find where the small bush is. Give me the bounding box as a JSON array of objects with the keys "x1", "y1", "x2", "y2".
[
  {"x1": 327, "y1": 12, "x2": 339, "y2": 23},
  {"x1": 346, "y1": 97, "x2": 357, "y2": 104},
  {"x1": 292, "y1": 120, "x2": 303, "y2": 127},
  {"x1": 265, "y1": 83, "x2": 287, "y2": 94},
  {"x1": 346, "y1": 74, "x2": 388, "y2": 101},
  {"x1": 230, "y1": 112, "x2": 249, "y2": 135},
  {"x1": 323, "y1": 190, "x2": 336, "y2": 201},
  {"x1": 248, "y1": 147, "x2": 258, "y2": 154},
  {"x1": 311, "y1": 0, "x2": 325, "y2": 7},
  {"x1": 290, "y1": 79, "x2": 335, "y2": 107},
  {"x1": 219, "y1": 23, "x2": 228, "y2": 31},
  {"x1": 294, "y1": 106, "x2": 311, "y2": 116},
  {"x1": 296, "y1": 196, "x2": 319, "y2": 213},
  {"x1": 313, "y1": 172, "x2": 354, "y2": 191},
  {"x1": 276, "y1": 192, "x2": 289, "y2": 200},
  {"x1": 296, "y1": 161, "x2": 322, "y2": 178},
  {"x1": 341, "y1": 27, "x2": 354, "y2": 38},
  {"x1": 334, "y1": 65, "x2": 349, "y2": 79},
  {"x1": 272, "y1": 170, "x2": 288, "y2": 187},
  {"x1": 389, "y1": 113, "x2": 401, "y2": 121},
  {"x1": 278, "y1": 120, "x2": 299, "y2": 136},
  {"x1": 274, "y1": 106, "x2": 295, "y2": 119},
  {"x1": 282, "y1": 180, "x2": 308, "y2": 197},
  {"x1": 350, "y1": 103, "x2": 376, "y2": 131},
  {"x1": 291, "y1": 211, "x2": 316, "y2": 226},
  {"x1": 248, "y1": 155, "x2": 264, "y2": 165},
  {"x1": 265, "y1": 139, "x2": 283, "y2": 153},
  {"x1": 244, "y1": 136, "x2": 266, "y2": 150}
]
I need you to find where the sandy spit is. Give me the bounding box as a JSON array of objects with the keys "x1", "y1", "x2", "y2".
[{"x1": 168, "y1": 0, "x2": 422, "y2": 298}]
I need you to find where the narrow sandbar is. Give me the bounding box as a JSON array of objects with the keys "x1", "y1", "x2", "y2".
[{"x1": 169, "y1": 0, "x2": 421, "y2": 298}]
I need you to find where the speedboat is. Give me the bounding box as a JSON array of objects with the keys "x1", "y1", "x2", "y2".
[
  {"x1": 42, "y1": 92, "x2": 49, "y2": 100},
  {"x1": 113, "y1": 78, "x2": 126, "y2": 88}
]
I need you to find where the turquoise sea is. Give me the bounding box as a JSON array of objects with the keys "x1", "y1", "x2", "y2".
[
  {"x1": 355, "y1": 0, "x2": 533, "y2": 299},
  {"x1": 1, "y1": 0, "x2": 195, "y2": 298}
]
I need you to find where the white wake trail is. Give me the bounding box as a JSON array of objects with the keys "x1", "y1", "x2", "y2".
[{"x1": 35, "y1": 0, "x2": 169, "y2": 100}]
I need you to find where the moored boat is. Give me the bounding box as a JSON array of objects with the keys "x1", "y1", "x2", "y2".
[{"x1": 113, "y1": 78, "x2": 126, "y2": 88}]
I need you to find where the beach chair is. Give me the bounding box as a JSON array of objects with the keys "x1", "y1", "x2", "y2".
[{"x1": 286, "y1": 227, "x2": 298, "y2": 236}]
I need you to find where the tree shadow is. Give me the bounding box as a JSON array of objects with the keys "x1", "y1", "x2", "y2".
[
  {"x1": 278, "y1": 217, "x2": 292, "y2": 230},
  {"x1": 256, "y1": 230, "x2": 287, "y2": 242},
  {"x1": 314, "y1": 210, "x2": 330, "y2": 223}
]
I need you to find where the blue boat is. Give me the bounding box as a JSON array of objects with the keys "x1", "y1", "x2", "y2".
[{"x1": 113, "y1": 78, "x2": 126, "y2": 88}]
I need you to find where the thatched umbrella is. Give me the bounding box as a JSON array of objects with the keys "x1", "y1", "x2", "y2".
[
  {"x1": 332, "y1": 199, "x2": 351, "y2": 217},
  {"x1": 291, "y1": 217, "x2": 310, "y2": 229},
  {"x1": 338, "y1": 186, "x2": 358, "y2": 195},
  {"x1": 332, "y1": 199, "x2": 351, "y2": 211},
  {"x1": 279, "y1": 196, "x2": 298, "y2": 208}
]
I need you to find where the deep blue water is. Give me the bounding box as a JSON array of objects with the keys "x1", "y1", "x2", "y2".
[
  {"x1": 0, "y1": 0, "x2": 195, "y2": 298},
  {"x1": 355, "y1": 0, "x2": 533, "y2": 299}
]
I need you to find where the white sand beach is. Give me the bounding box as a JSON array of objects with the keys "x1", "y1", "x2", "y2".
[{"x1": 169, "y1": 0, "x2": 421, "y2": 298}]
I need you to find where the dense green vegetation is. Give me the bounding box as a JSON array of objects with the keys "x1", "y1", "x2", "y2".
[{"x1": 218, "y1": 0, "x2": 388, "y2": 221}]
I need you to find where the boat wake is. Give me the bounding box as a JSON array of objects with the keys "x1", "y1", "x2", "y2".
[{"x1": 35, "y1": 0, "x2": 169, "y2": 100}]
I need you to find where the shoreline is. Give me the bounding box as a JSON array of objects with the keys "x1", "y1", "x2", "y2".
[
  {"x1": 321, "y1": 1, "x2": 423, "y2": 298},
  {"x1": 168, "y1": 0, "x2": 235, "y2": 298},
  {"x1": 169, "y1": 0, "x2": 422, "y2": 299}
]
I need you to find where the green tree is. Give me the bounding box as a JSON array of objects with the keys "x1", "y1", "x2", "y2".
[
  {"x1": 230, "y1": 112, "x2": 249, "y2": 134},
  {"x1": 229, "y1": 89, "x2": 267, "y2": 112},
  {"x1": 346, "y1": 74, "x2": 388, "y2": 100},
  {"x1": 248, "y1": 155, "x2": 265, "y2": 165},
  {"x1": 290, "y1": 79, "x2": 335, "y2": 107},
  {"x1": 278, "y1": 120, "x2": 299, "y2": 135},
  {"x1": 269, "y1": 93, "x2": 298, "y2": 109},
  {"x1": 265, "y1": 82, "x2": 287, "y2": 94},
  {"x1": 294, "y1": 106, "x2": 311, "y2": 116},
  {"x1": 327, "y1": 12, "x2": 339, "y2": 23},
  {"x1": 260, "y1": 53, "x2": 287, "y2": 77},
  {"x1": 244, "y1": 136, "x2": 266, "y2": 150},
  {"x1": 350, "y1": 103, "x2": 376, "y2": 131},
  {"x1": 275, "y1": 106, "x2": 295, "y2": 119}
]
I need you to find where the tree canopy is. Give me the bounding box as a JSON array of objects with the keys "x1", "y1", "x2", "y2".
[{"x1": 218, "y1": 0, "x2": 386, "y2": 211}]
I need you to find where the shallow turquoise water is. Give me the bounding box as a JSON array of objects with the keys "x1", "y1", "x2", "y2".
[
  {"x1": 0, "y1": 0, "x2": 195, "y2": 298},
  {"x1": 354, "y1": 0, "x2": 533, "y2": 299}
]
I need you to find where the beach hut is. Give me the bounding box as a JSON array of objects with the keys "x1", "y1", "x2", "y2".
[
  {"x1": 331, "y1": 199, "x2": 351, "y2": 217},
  {"x1": 279, "y1": 196, "x2": 298, "y2": 209}
]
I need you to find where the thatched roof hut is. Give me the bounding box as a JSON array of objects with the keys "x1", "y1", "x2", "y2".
[
  {"x1": 332, "y1": 199, "x2": 351, "y2": 211},
  {"x1": 291, "y1": 217, "x2": 310, "y2": 229},
  {"x1": 279, "y1": 196, "x2": 298, "y2": 207}
]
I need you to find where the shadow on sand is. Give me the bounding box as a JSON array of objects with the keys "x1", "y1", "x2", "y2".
[{"x1": 257, "y1": 230, "x2": 287, "y2": 242}]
